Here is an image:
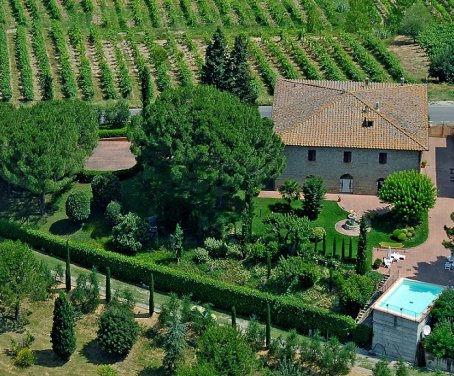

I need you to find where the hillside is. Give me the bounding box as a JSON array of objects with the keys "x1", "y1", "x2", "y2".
[{"x1": 0, "y1": 0, "x2": 452, "y2": 105}]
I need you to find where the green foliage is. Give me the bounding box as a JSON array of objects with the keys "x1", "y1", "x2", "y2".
[
  {"x1": 431, "y1": 288, "x2": 454, "y2": 325},
  {"x1": 91, "y1": 174, "x2": 122, "y2": 208},
  {"x1": 317, "y1": 337, "x2": 356, "y2": 376},
  {"x1": 66, "y1": 191, "x2": 91, "y2": 222},
  {"x1": 0, "y1": 30, "x2": 12, "y2": 101},
  {"x1": 162, "y1": 315, "x2": 188, "y2": 373},
  {"x1": 51, "y1": 294, "x2": 76, "y2": 359},
  {"x1": 112, "y1": 212, "x2": 147, "y2": 254},
  {"x1": 379, "y1": 171, "x2": 436, "y2": 224},
  {"x1": 15, "y1": 347, "x2": 36, "y2": 368},
  {"x1": 429, "y1": 45, "x2": 454, "y2": 83},
  {"x1": 134, "y1": 85, "x2": 284, "y2": 234},
  {"x1": 106, "y1": 266, "x2": 111, "y2": 304},
  {"x1": 278, "y1": 180, "x2": 301, "y2": 205},
  {"x1": 399, "y1": 1, "x2": 433, "y2": 42},
  {"x1": 373, "y1": 359, "x2": 392, "y2": 376},
  {"x1": 339, "y1": 274, "x2": 375, "y2": 316},
  {"x1": 201, "y1": 27, "x2": 228, "y2": 90},
  {"x1": 10, "y1": 331, "x2": 35, "y2": 356},
  {"x1": 171, "y1": 223, "x2": 184, "y2": 263},
  {"x1": 0, "y1": 240, "x2": 52, "y2": 321},
  {"x1": 395, "y1": 359, "x2": 409, "y2": 376},
  {"x1": 0, "y1": 101, "x2": 98, "y2": 215},
  {"x1": 0, "y1": 220, "x2": 357, "y2": 341},
  {"x1": 352, "y1": 323, "x2": 372, "y2": 348},
  {"x1": 245, "y1": 315, "x2": 265, "y2": 350},
  {"x1": 424, "y1": 320, "x2": 454, "y2": 359},
  {"x1": 105, "y1": 201, "x2": 122, "y2": 226},
  {"x1": 198, "y1": 324, "x2": 257, "y2": 376},
  {"x1": 356, "y1": 217, "x2": 370, "y2": 275},
  {"x1": 97, "y1": 305, "x2": 140, "y2": 356},
  {"x1": 15, "y1": 27, "x2": 34, "y2": 101},
  {"x1": 302, "y1": 176, "x2": 327, "y2": 220},
  {"x1": 265, "y1": 301, "x2": 271, "y2": 349},
  {"x1": 70, "y1": 268, "x2": 100, "y2": 315},
  {"x1": 193, "y1": 247, "x2": 210, "y2": 264},
  {"x1": 97, "y1": 365, "x2": 119, "y2": 376},
  {"x1": 66, "y1": 241, "x2": 71, "y2": 292},
  {"x1": 272, "y1": 256, "x2": 321, "y2": 290},
  {"x1": 149, "y1": 273, "x2": 154, "y2": 316},
  {"x1": 102, "y1": 100, "x2": 130, "y2": 129}
]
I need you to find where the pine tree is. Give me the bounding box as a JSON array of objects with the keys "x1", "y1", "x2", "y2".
[
  {"x1": 65, "y1": 241, "x2": 71, "y2": 292},
  {"x1": 201, "y1": 27, "x2": 228, "y2": 90},
  {"x1": 356, "y1": 217, "x2": 370, "y2": 275},
  {"x1": 231, "y1": 306, "x2": 236, "y2": 328},
  {"x1": 149, "y1": 272, "x2": 154, "y2": 316},
  {"x1": 265, "y1": 301, "x2": 271, "y2": 349},
  {"x1": 226, "y1": 34, "x2": 258, "y2": 104},
  {"x1": 51, "y1": 294, "x2": 76, "y2": 360},
  {"x1": 105, "y1": 266, "x2": 111, "y2": 304},
  {"x1": 341, "y1": 238, "x2": 346, "y2": 260}
]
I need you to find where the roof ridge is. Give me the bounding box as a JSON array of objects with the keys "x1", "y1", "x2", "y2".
[
  {"x1": 279, "y1": 91, "x2": 347, "y2": 137},
  {"x1": 349, "y1": 91, "x2": 428, "y2": 150},
  {"x1": 279, "y1": 79, "x2": 345, "y2": 92}
]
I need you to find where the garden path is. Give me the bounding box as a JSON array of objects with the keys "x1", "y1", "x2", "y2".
[{"x1": 84, "y1": 138, "x2": 136, "y2": 171}]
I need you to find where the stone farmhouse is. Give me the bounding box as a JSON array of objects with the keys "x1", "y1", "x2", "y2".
[{"x1": 272, "y1": 79, "x2": 429, "y2": 195}]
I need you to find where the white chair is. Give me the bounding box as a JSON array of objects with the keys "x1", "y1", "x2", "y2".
[
  {"x1": 445, "y1": 262, "x2": 452, "y2": 270},
  {"x1": 384, "y1": 257, "x2": 392, "y2": 268}
]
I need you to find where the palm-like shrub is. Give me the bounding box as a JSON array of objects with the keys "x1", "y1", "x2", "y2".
[{"x1": 278, "y1": 179, "x2": 301, "y2": 206}]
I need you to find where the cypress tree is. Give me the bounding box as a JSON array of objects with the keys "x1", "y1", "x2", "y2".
[
  {"x1": 51, "y1": 294, "x2": 76, "y2": 360},
  {"x1": 341, "y1": 238, "x2": 346, "y2": 260},
  {"x1": 322, "y1": 233, "x2": 326, "y2": 255},
  {"x1": 355, "y1": 217, "x2": 370, "y2": 275},
  {"x1": 349, "y1": 237, "x2": 353, "y2": 259},
  {"x1": 231, "y1": 306, "x2": 236, "y2": 328},
  {"x1": 149, "y1": 273, "x2": 154, "y2": 316},
  {"x1": 265, "y1": 301, "x2": 271, "y2": 349},
  {"x1": 225, "y1": 34, "x2": 258, "y2": 104},
  {"x1": 65, "y1": 240, "x2": 71, "y2": 292},
  {"x1": 266, "y1": 251, "x2": 271, "y2": 281},
  {"x1": 201, "y1": 27, "x2": 228, "y2": 90},
  {"x1": 332, "y1": 237, "x2": 337, "y2": 258},
  {"x1": 314, "y1": 240, "x2": 318, "y2": 252},
  {"x1": 105, "y1": 266, "x2": 111, "y2": 304}
]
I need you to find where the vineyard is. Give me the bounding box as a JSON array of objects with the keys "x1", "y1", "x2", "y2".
[{"x1": 0, "y1": 0, "x2": 452, "y2": 104}]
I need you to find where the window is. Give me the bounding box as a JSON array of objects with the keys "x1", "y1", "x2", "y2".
[
  {"x1": 308, "y1": 149, "x2": 316, "y2": 161},
  {"x1": 343, "y1": 151, "x2": 352, "y2": 163},
  {"x1": 363, "y1": 119, "x2": 374, "y2": 127},
  {"x1": 379, "y1": 152, "x2": 387, "y2": 164}
]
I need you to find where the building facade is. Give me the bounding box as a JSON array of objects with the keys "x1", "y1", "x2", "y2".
[{"x1": 272, "y1": 79, "x2": 429, "y2": 195}]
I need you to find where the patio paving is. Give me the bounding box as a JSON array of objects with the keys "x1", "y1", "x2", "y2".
[{"x1": 85, "y1": 138, "x2": 136, "y2": 171}]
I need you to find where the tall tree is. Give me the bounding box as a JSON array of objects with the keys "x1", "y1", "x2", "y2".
[
  {"x1": 133, "y1": 86, "x2": 284, "y2": 234},
  {"x1": 0, "y1": 101, "x2": 98, "y2": 215},
  {"x1": 149, "y1": 272, "x2": 155, "y2": 316},
  {"x1": 201, "y1": 27, "x2": 228, "y2": 90},
  {"x1": 225, "y1": 34, "x2": 258, "y2": 104},
  {"x1": 341, "y1": 238, "x2": 346, "y2": 260},
  {"x1": 0, "y1": 241, "x2": 51, "y2": 321},
  {"x1": 355, "y1": 217, "x2": 370, "y2": 275},
  {"x1": 51, "y1": 294, "x2": 76, "y2": 360},
  {"x1": 399, "y1": 1, "x2": 432, "y2": 42},
  {"x1": 162, "y1": 315, "x2": 187, "y2": 373},
  {"x1": 105, "y1": 266, "x2": 111, "y2": 304},
  {"x1": 231, "y1": 306, "x2": 237, "y2": 328},
  {"x1": 302, "y1": 176, "x2": 327, "y2": 220},
  {"x1": 65, "y1": 241, "x2": 71, "y2": 292},
  {"x1": 171, "y1": 223, "x2": 184, "y2": 264},
  {"x1": 349, "y1": 237, "x2": 353, "y2": 259},
  {"x1": 265, "y1": 301, "x2": 271, "y2": 349}
]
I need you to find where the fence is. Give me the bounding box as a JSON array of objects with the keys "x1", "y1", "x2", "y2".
[{"x1": 429, "y1": 124, "x2": 454, "y2": 137}]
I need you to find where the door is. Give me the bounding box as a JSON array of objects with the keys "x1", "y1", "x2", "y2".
[
  {"x1": 339, "y1": 174, "x2": 353, "y2": 193},
  {"x1": 376, "y1": 178, "x2": 385, "y2": 195}
]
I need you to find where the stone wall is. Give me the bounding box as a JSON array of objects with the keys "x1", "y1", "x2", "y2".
[
  {"x1": 276, "y1": 146, "x2": 421, "y2": 195},
  {"x1": 372, "y1": 310, "x2": 428, "y2": 363}
]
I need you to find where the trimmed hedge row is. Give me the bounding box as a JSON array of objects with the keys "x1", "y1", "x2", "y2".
[
  {"x1": 98, "y1": 127, "x2": 128, "y2": 138},
  {"x1": 77, "y1": 163, "x2": 142, "y2": 183},
  {"x1": 0, "y1": 220, "x2": 357, "y2": 341}
]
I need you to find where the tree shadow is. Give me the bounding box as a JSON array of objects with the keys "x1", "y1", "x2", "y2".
[
  {"x1": 269, "y1": 202, "x2": 291, "y2": 213},
  {"x1": 138, "y1": 365, "x2": 165, "y2": 376},
  {"x1": 80, "y1": 339, "x2": 124, "y2": 365},
  {"x1": 49, "y1": 219, "x2": 81, "y2": 236},
  {"x1": 34, "y1": 349, "x2": 68, "y2": 367}
]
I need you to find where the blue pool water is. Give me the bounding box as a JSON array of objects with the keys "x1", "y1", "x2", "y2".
[{"x1": 378, "y1": 279, "x2": 444, "y2": 319}]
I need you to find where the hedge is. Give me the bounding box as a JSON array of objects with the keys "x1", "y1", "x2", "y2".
[
  {"x1": 77, "y1": 164, "x2": 142, "y2": 183},
  {"x1": 0, "y1": 220, "x2": 357, "y2": 341},
  {"x1": 98, "y1": 127, "x2": 128, "y2": 138}
]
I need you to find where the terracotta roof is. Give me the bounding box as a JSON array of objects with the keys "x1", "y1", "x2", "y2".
[{"x1": 272, "y1": 79, "x2": 429, "y2": 151}]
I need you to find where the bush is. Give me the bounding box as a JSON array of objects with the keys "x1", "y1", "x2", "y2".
[
  {"x1": 70, "y1": 269, "x2": 100, "y2": 315},
  {"x1": 105, "y1": 201, "x2": 122, "y2": 226},
  {"x1": 225, "y1": 243, "x2": 243, "y2": 259},
  {"x1": 273, "y1": 256, "x2": 321, "y2": 289},
  {"x1": 97, "y1": 365, "x2": 119, "y2": 376},
  {"x1": 0, "y1": 220, "x2": 357, "y2": 342},
  {"x1": 244, "y1": 240, "x2": 267, "y2": 260},
  {"x1": 352, "y1": 323, "x2": 372, "y2": 348},
  {"x1": 245, "y1": 315, "x2": 265, "y2": 350},
  {"x1": 112, "y1": 213, "x2": 147, "y2": 254},
  {"x1": 101, "y1": 100, "x2": 130, "y2": 129},
  {"x1": 15, "y1": 348, "x2": 35, "y2": 368},
  {"x1": 397, "y1": 233, "x2": 408, "y2": 241},
  {"x1": 392, "y1": 229, "x2": 403, "y2": 238},
  {"x1": 97, "y1": 306, "x2": 140, "y2": 356},
  {"x1": 373, "y1": 258, "x2": 382, "y2": 269},
  {"x1": 91, "y1": 174, "x2": 121, "y2": 208},
  {"x1": 193, "y1": 247, "x2": 210, "y2": 264},
  {"x1": 65, "y1": 191, "x2": 91, "y2": 222},
  {"x1": 339, "y1": 274, "x2": 375, "y2": 316},
  {"x1": 203, "y1": 237, "x2": 226, "y2": 258},
  {"x1": 310, "y1": 227, "x2": 326, "y2": 242}
]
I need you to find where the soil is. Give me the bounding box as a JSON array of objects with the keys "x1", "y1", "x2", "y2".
[{"x1": 389, "y1": 35, "x2": 429, "y2": 81}]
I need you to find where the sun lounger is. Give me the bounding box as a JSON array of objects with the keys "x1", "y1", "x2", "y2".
[
  {"x1": 391, "y1": 252, "x2": 406, "y2": 261},
  {"x1": 384, "y1": 257, "x2": 393, "y2": 268}
]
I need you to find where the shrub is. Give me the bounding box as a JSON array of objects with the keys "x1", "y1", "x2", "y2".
[
  {"x1": 244, "y1": 240, "x2": 267, "y2": 260},
  {"x1": 392, "y1": 229, "x2": 403, "y2": 238},
  {"x1": 51, "y1": 294, "x2": 76, "y2": 360},
  {"x1": 373, "y1": 258, "x2": 382, "y2": 269},
  {"x1": 0, "y1": 220, "x2": 357, "y2": 341},
  {"x1": 339, "y1": 274, "x2": 375, "y2": 317},
  {"x1": 193, "y1": 247, "x2": 210, "y2": 264},
  {"x1": 245, "y1": 315, "x2": 265, "y2": 350},
  {"x1": 352, "y1": 323, "x2": 372, "y2": 348},
  {"x1": 102, "y1": 100, "x2": 130, "y2": 129},
  {"x1": 70, "y1": 269, "x2": 100, "y2": 315},
  {"x1": 310, "y1": 227, "x2": 326, "y2": 242},
  {"x1": 112, "y1": 213, "x2": 147, "y2": 254},
  {"x1": 97, "y1": 306, "x2": 140, "y2": 356},
  {"x1": 15, "y1": 348, "x2": 35, "y2": 368},
  {"x1": 97, "y1": 365, "x2": 119, "y2": 376},
  {"x1": 203, "y1": 237, "x2": 226, "y2": 258},
  {"x1": 273, "y1": 256, "x2": 321, "y2": 289},
  {"x1": 91, "y1": 174, "x2": 121, "y2": 208},
  {"x1": 225, "y1": 243, "x2": 243, "y2": 259},
  {"x1": 105, "y1": 201, "x2": 122, "y2": 226},
  {"x1": 65, "y1": 191, "x2": 91, "y2": 222},
  {"x1": 10, "y1": 331, "x2": 35, "y2": 356},
  {"x1": 397, "y1": 233, "x2": 408, "y2": 242}
]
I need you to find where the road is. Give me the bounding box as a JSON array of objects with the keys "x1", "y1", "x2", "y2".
[{"x1": 131, "y1": 103, "x2": 454, "y2": 123}]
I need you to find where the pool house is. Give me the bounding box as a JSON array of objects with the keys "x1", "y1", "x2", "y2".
[{"x1": 372, "y1": 278, "x2": 444, "y2": 363}]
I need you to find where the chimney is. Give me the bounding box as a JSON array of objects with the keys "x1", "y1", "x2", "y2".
[
  {"x1": 365, "y1": 77, "x2": 369, "y2": 86},
  {"x1": 375, "y1": 102, "x2": 380, "y2": 111},
  {"x1": 400, "y1": 77, "x2": 405, "y2": 86}
]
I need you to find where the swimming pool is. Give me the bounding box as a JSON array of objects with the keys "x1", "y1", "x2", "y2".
[{"x1": 376, "y1": 279, "x2": 444, "y2": 320}]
